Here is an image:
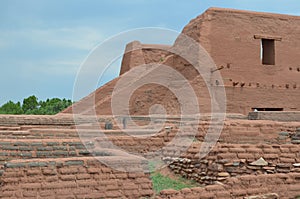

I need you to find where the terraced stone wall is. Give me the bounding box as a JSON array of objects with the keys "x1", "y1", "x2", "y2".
[
  {"x1": 156, "y1": 173, "x2": 300, "y2": 199},
  {"x1": 0, "y1": 157, "x2": 153, "y2": 199}
]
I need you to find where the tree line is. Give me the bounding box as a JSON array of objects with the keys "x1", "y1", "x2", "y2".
[{"x1": 0, "y1": 95, "x2": 73, "y2": 115}]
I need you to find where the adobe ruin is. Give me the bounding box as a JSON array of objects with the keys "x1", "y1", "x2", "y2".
[
  {"x1": 63, "y1": 7, "x2": 300, "y2": 116},
  {"x1": 0, "y1": 7, "x2": 300, "y2": 199}
]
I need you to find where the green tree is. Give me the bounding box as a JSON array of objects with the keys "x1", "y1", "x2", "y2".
[
  {"x1": 0, "y1": 101, "x2": 23, "y2": 114},
  {"x1": 38, "y1": 98, "x2": 72, "y2": 115},
  {"x1": 0, "y1": 96, "x2": 73, "y2": 115},
  {"x1": 22, "y1": 95, "x2": 39, "y2": 114}
]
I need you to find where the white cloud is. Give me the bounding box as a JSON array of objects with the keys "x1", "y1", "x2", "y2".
[
  {"x1": 34, "y1": 27, "x2": 104, "y2": 51},
  {"x1": 0, "y1": 26, "x2": 104, "y2": 51},
  {"x1": 0, "y1": 26, "x2": 107, "y2": 79},
  {"x1": 18, "y1": 59, "x2": 81, "y2": 78}
]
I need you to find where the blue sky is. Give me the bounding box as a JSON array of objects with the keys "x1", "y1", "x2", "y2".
[{"x1": 0, "y1": 0, "x2": 299, "y2": 105}]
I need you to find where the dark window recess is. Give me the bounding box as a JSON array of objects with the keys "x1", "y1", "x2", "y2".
[
  {"x1": 252, "y1": 108, "x2": 283, "y2": 111},
  {"x1": 261, "y1": 39, "x2": 275, "y2": 65}
]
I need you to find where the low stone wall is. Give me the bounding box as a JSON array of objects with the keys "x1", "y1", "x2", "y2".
[
  {"x1": 0, "y1": 114, "x2": 123, "y2": 129},
  {"x1": 94, "y1": 121, "x2": 299, "y2": 158},
  {"x1": 0, "y1": 115, "x2": 76, "y2": 126},
  {"x1": 183, "y1": 142, "x2": 300, "y2": 162},
  {"x1": 248, "y1": 111, "x2": 300, "y2": 122},
  {"x1": 0, "y1": 157, "x2": 153, "y2": 199},
  {"x1": 95, "y1": 134, "x2": 168, "y2": 154},
  {"x1": 1, "y1": 116, "x2": 298, "y2": 144},
  {"x1": 0, "y1": 139, "x2": 96, "y2": 165},
  {"x1": 0, "y1": 127, "x2": 162, "y2": 139},
  {"x1": 196, "y1": 120, "x2": 299, "y2": 144},
  {"x1": 0, "y1": 129, "x2": 80, "y2": 139},
  {"x1": 156, "y1": 173, "x2": 300, "y2": 199},
  {"x1": 164, "y1": 143, "x2": 300, "y2": 185},
  {"x1": 0, "y1": 115, "x2": 299, "y2": 198}
]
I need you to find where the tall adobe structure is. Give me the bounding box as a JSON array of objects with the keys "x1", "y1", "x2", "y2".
[{"x1": 62, "y1": 8, "x2": 300, "y2": 115}]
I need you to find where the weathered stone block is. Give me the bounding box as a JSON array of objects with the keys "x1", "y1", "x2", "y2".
[
  {"x1": 28, "y1": 161, "x2": 48, "y2": 167},
  {"x1": 5, "y1": 162, "x2": 26, "y2": 168},
  {"x1": 64, "y1": 160, "x2": 84, "y2": 166}
]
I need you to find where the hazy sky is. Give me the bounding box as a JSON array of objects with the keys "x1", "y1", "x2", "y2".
[{"x1": 0, "y1": 0, "x2": 299, "y2": 105}]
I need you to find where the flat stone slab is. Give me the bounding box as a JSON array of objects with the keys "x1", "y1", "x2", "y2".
[{"x1": 250, "y1": 157, "x2": 268, "y2": 166}]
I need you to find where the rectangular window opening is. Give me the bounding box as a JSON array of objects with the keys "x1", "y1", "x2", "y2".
[
  {"x1": 261, "y1": 39, "x2": 275, "y2": 65},
  {"x1": 252, "y1": 108, "x2": 283, "y2": 112}
]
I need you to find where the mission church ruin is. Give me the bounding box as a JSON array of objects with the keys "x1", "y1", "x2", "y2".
[
  {"x1": 63, "y1": 7, "x2": 300, "y2": 116},
  {"x1": 0, "y1": 7, "x2": 300, "y2": 199}
]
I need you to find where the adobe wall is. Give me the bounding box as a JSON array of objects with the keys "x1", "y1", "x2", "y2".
[
  {"x1": 0, "y1": 157, "x2": 153, "y2": 199},
  {"x1": 0, "y1": 129, "x2": 80, "y2": 139},
  {"x1": 110, "y1": 8, "x2": 300, "y2": 115},
  {"x1": 95, "y1": 120, "x2": 300, "y2": 156},
  {"x1": 0, "y1": 114, "x2": 299, "y2": 198},
  {"x1": 165, "y1": 142, "x2": 300, "y2": 183},
  {"x1": 120, "y1": 41, "x2": 146, "y2": 75},
  {"x1": 60, "y1": 8, "x2": 300, "y2": 116},
  {"x1": 118, "y1": 50, "x2": 300, "y2": 115},
  {"x1": 0, "y1": 114, "x2": 108, "y2": 126},
  {"x1": 182, "y1": 8, "x2": 300, "y2": 86},
  {"x1": 180, "y1": 8, "x2": 300, "y2": 113},
  {"x1": 120, "y1": 41, "x2": 171, "y2": 75},
  {"x1": 0, "y1": 139, "x2": 95, "y2": 165},
  {"x1": 249, "y1": 111, "x2": 300, "y2": 122},
  {"x1": 156, "y1": 173, "x2": 300, "y2": 199},
  {"x1": 0, "y1": 116, "x2": 156, "y2": 199},
  {"x1": 225, "y1": 86, "x2": 300, "y2": 114},
  {"x1": 0, "y1": 115, "x2": 299, "y2": 155},
  {"x1": 159, "y1": 137, "x2": 300, "y2": 198}
]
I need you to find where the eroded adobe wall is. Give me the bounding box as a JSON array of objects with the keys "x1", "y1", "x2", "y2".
[
  {"x1": 0, "y1": 157, "x2": 153, "y2": 199},
  {"x1": 0, "y1": 114, "x2": 108, "y2": 126},
  {"x1": 0, "y1": 114, "x2": 299, "y2": 198},
  {"x1": 165, "y1": 142, "x2": 300, "y2": 183},
  {"x1": 91, "y1": 119, "x2": 300, "y2": 198},
  {"x1": 120, "y1": 41, "x2": 146, "y2": 75},
  {"x1": 0, "y1": 115, "x2": 157, "y2": 199},
  {"x1": 124, "y1": 8, "x2": 300, "y2": 115},
  {"x1": 196, "y1": 119, "x2": 299, "y2": 144},
  {"x1": 95, "y1": 120, "x2": 300, "y2": 156},
  {"x1": 249, "y1": 111, "x2": 300, "y2": 122},
  {"x1": 159, "y1": 127, "x2": 300, "y2": 198},
  {"x1": 0, "y1": 139, "x2": 96, "y2": 165},
  {"x1": 118, "y1": 8, "x2": 300, "y2": 115},
  {"x1": 120, "y1": 41, "x2": 171, "y2": 75},
  {"x1": 181, "y1": 8, "x2": 300, "y2": 87},
  {"x1": 156, "y1": 173, "x2": 300, "y2": 199},
  {"x1": 181, "y1": 8, "x2": 300, "y2": 113},
  {"x1": 225, "y1": 87, "x2": 300, "y2": 115},
  {"x1": 61, "y1": 8, "x2": 300, "y2": 116}
]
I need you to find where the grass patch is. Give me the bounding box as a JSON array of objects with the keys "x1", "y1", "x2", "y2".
[
  {"x1": 150, "y1": 172, "x2": 198, "y2": 194},
  {"x1": 148, "y1": 160, "x2": 200, "y2": 194}
]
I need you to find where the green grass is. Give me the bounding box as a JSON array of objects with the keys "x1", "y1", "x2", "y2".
[
  {"x1": 150, "y1": 172, "x2": 199, "y2": 194},
  {"x1": 148, "y1": 160, "x2": 200, "y2": 194}
]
